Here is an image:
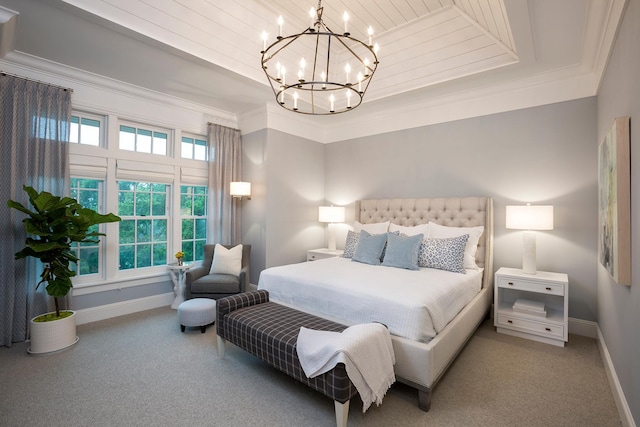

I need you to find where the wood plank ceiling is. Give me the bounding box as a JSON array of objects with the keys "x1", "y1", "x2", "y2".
[
  {"x1": 258, "y1": 0, "x2": 518, "y2": 101},
  {"x1": 59, "y1": 0, "x2": 518, "y2": 103}
]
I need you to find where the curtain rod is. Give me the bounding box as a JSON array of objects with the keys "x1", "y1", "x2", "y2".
[
  {"x1": 1, "y1": 71, "x2": 74, "y2": 92},
  {"x1": 207, "y1": 122, "x2": 240, "y2": 132}
]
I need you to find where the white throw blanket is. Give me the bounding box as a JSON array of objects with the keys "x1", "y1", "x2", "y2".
[{"x1": 296, "y1": 323, "x2": 396, "y2": 412}]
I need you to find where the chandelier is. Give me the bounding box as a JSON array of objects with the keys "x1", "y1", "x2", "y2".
[{"x1": 261, "y1": 1, "x2": 379, "y2": 115}]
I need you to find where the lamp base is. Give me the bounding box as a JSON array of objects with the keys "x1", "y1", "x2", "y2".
[
  {"x1": 327, "y1": 223, "x2": 337, "y2": 252},
  {"x1": 522, "y1": 230, "x2": 537, "y2": 274}
]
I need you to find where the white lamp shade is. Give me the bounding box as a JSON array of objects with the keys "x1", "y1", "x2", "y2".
[
  {"x1": 506, "y1": 205, "x2": 554, "y2": 230},
  {"x1": 318, "y1": 206, "x2": 345, "y2": 223},
  {"x1": 230, "y1": 182, "x2": 251, "y2": 197}
]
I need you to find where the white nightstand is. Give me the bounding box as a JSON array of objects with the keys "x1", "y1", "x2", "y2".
[
  {"x1": 307, "y1": 248, "x2": 344, "y2": 261},
  {"x1": 494, "y1": 267, "x2": 569, "y2": 347}
]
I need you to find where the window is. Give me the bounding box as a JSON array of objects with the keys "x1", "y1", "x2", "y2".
[
  {"x1": 31, "y1": 116, "x2": 70, "y2": 140},
  {"x1": 180, "y1": 185, "x2": 207, "y2": 261},
  {"x1": 70, "y1": 178, "x2": 103, "y2": 276},
  {"x1": 67, "y1": 111, "x2": 213, "y2": 288},
  {"x1": 119, "y1": 124, "x2": 167, "y2": 155},
  {"x1": 70, "y1": 113, "x2": 102, "y2": 146},
  {"x1": 181, "y1": 135, "x2": 207, "y2": 160},
  {"x1": 118, "y1": 181, "x2": 168, "y2": 270}
]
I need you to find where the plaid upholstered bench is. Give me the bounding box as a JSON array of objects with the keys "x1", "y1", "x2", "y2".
[{"x1": 216, "y1": 290, "x2": 357, "y2": 427}]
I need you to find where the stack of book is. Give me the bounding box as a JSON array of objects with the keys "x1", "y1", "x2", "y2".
[{"x1": 512, "y1": 298, "x2": 546, "y2": 318}]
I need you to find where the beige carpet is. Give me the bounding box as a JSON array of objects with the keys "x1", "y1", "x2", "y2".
[{"x1": 0, "y1": 306, "x2": 621, "y2": 426}]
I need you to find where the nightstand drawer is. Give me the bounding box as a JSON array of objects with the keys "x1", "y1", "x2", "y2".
[
  {"x1": 497, "y1": 314, "x2": 564, "y2": 338},
  {"x1": 497, "y1": 277, "x2": 564, "y2": 296},
  {"x1": 307, "y1": 248, "x2": 344, "y2": 261}
]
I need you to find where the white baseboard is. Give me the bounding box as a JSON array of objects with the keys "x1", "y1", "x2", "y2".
[
  {"x1": 568, "y1": 317, "x2": 597, "y2": 338},
  {"x1": 597, "y1": 324, "x2": 636, "y2": 427},
  {"x1": 74, "y1": 292, "x2": 175, "y2": 325}
]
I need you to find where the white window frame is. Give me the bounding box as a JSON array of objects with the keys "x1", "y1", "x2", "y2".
[
  {"x1": 69, "y1": 177, "x2": 108, "y2": 284},
  {"x1": 118, "y1": 121, "x2": 170, "y2": 156},
  {"x1": 116, "y1": 181, "x2": 171, "y2": 271},
  {"x1": 179, "y1": 184, "x2": 208, "y2": 262},
  {"x1": 70, "y1": 111, "x2": 105, "y2": 147},
  {"x1": 181, "y1": 133, "x2": 208, "y2": 160}
]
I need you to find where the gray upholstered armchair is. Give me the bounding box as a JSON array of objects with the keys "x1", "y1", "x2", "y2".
[{"x1": 185, "y1": 244, "x2": 251, "y2": 300}]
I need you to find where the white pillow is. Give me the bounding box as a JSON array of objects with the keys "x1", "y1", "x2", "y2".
[
  {"x1": 353, "y1": 220, "x2": 390, "y2": 234},
  {"x1": 209, "y1": 244, "x2": 243, "y2": 276},
  {"x1": 389, "y1": 222, "x2": 430, "y2": 237},
  {"x1": 428, "y1": 222, "x2": 484, "y2": 270}
]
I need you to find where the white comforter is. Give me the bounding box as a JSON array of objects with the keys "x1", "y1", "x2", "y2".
[{"x1": 258, "y1": 257, "x2": 482, "y2": 343}]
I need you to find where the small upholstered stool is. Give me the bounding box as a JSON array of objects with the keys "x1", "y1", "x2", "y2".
[{"x1": 177, "y1": 298, "x2": 216, "y2": 333}]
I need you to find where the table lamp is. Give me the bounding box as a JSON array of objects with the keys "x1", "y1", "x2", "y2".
[
  {"x1": 506, "y1": 204, "x2": 554, "y2": 274},
  {"x1": 318, "y1": 205, "x2": 346, "y2": 252}
]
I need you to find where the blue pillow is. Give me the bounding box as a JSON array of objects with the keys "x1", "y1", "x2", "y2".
[
  {"x1": 352, "y1": 230, "x2": 388, "y2": 265},
  {"x1": 418, "y1": 234, "x2": 469, "y2": 273},
  {"x1": 381, "y1": 232, "x2": 424, "y2": 270}
]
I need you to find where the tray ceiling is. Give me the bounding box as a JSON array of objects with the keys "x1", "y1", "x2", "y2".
[{"x1": 0, "y1": 0, "x2": 627, "y2": 136}]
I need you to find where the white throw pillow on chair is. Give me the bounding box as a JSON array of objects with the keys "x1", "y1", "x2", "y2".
[{"x1": 209, "y1": 244, "x2": 243, "y2": 276}]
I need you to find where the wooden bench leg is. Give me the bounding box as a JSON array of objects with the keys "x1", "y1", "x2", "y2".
[
  {"x1": 217, "y1": 336, "x2": 226, "y2": 358},
  {"x1": 418, "y1": 389, "x2": 431, "y2": 411},
  {"x1": 334, "y1": 400, "x2": 349, "y2": 427}
]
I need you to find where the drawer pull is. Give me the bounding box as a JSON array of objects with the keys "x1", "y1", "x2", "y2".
[
  {"x1": 507, "y1": 320, "x2": 513, "y2": 324},
  {"x1": 508, "y1": 282, "x2": 514, "y2": 286},
  {"x1": 545, "y1": 287, "x2": 552, "y2": 291},
  {"x1": 545, "y1": 327, "x2": 551, "y2": 331}
]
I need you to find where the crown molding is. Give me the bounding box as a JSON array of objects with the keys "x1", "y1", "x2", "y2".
[
  {"x1": 0, "y1": 5, "x2": 18, "y2": 58},
  {"x1": 587, "y1": 0, "x2": 629, "y2": 92},
  {"x1": 239, "y1": 102, "x2": 327, "y2": 143},
  {"x1": 320, "y1": 63, "x2": 599, "y2": 143},
  {"x1": 0, "y1": 51, "x2": 238, "y2": 132}
]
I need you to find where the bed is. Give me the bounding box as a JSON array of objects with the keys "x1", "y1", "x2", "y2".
[{"x1": 258, "y1": 197, "x2": 494, "y2": 410}]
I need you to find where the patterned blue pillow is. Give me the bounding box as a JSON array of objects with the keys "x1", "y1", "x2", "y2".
[
  {"x1": 352, "y1": 230, "x2": 388, "y2": 265},
  {"x1": 418, "y1": 234, "x2": 469, "y2": 273},
  {"x1": 381, "y1": 232, "x2": 424, "y2": 270},
  {"x1": 342, "y1": 230, "x2": 359, "y2": 258}
]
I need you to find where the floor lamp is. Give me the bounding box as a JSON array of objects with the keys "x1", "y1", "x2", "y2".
[
  {"x1": 318, "y1": 206, "x2": 346, "y2": 252},
  {"x1": 506, "y1": 204, "x2": 554, "y2": 274}
]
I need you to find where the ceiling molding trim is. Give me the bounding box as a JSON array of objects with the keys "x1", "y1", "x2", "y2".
[
  {"x1": 239, "y1": 103, "x2": 326, "y2": 143},
  {"x1": 0, "y1": 5, "x2": 18, "y2": 58},
  {"x1": 588, "y1": 0, "x2": 629, "y2": 93},
  {"x1": 1, "y1": 51, "x2": 238, "y2": 131},
  {"x1": 238, "y1": 105, "x2": 268, "y2": 136},
  {"x1": 322, "y1": 66, "x2": 599, "y2": 143}
]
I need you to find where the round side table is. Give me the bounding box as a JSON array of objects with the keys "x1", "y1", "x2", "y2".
[{"x1": 167, "y1": 263, "x2": 192, "y2": 309}]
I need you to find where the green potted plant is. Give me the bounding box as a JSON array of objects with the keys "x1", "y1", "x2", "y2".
[{"x1": 7, "y1": 185, "x2": 121, "y2": 354}]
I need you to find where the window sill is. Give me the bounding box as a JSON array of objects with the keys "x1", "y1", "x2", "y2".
[{"x1": 72, "y1": 271, "x2": 170, "y2": 296}]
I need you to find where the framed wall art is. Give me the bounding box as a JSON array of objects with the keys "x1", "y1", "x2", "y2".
[{"x1": 598, "y1": 116, "x2": 631, "y2": 286}]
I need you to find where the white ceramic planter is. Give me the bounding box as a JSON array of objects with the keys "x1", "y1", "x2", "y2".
[{"x1": 28, "y1": 310, "x2": 79, "y2": 355}]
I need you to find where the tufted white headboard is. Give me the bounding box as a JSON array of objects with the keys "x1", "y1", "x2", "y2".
[{"x1": 355, "y1": 197, "x2": 494, "y2": 290}]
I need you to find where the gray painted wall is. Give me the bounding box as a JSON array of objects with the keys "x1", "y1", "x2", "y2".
[
  {"x1": 240, "y1": 130, "x2": 268, "y2": 286},
  {"x1": 323, "y1": 98, "x2": 599, "y2": 322},
  {"x1": 596, "y1": 0, "x2": 640, "y2": 422},
  {"x1": 241, "y1": 129, "x2": 326, "y2": 285}
]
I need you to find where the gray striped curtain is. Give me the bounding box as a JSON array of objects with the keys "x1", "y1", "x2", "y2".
[
  {"x1": 207, "y1": 123, "x2": 242, "y2": 246},
  {"x1": 0, "y1": 75, "x2": 71, "y2": 347}
]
